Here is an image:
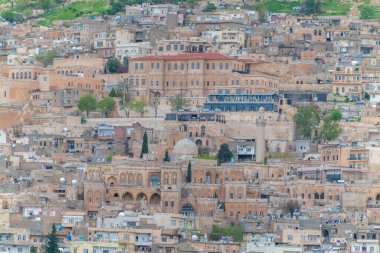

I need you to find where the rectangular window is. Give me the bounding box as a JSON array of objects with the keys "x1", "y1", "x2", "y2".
[
  {"x1": 140, "y1": 63, "x2": 143, "y2": 70},
  {"x1": 142, "y1": 79, "x2": 146, "y2": 85},
  {"x1": 156, "y1": 63, "x2": 160, "y2": 69},
  {"x1": 168, "y1": 64, "x2": 171, "y2": 70},
  {"x1": 165, "y1": 201, "x2": 168, "y2": 207},
  {"x1": 219, "y1": 63, "x2": 223, "y2": 70},
  {"x1": 181, "y1": 64, "x2": 184, "y2": 70},
  {"x1": 225, "y1": 63, "x2": 229, "y2": 70},
  {"x1": 287, "y1": 235, "x2": 293, "y2": 241},
  {"x1": 151, "y1": 63, "x2": 154, "y2": 70},
  {"x1": 135, "y1": 63, "x2": 138, "y2": 70}
]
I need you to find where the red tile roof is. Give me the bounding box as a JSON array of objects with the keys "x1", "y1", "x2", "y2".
[{"x1": 133, "y1": 53, "x2": 233, "y2": 61}]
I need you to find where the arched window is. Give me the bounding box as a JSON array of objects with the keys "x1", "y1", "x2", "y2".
[
  {"x1": 200, "y1": 126, "x2": 206, "y2": 137},
  {"x1": 205, "y1": 172, "x2": 211, "y2": 184},
  {"x1": 180, "y1": 204, "x2": 195, "y2": 217}
]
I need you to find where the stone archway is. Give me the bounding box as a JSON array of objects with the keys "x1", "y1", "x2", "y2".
[
  {"x1": 149, "y1": 193, "x2": 161, "y2": 205},
  {"x1": 122, "y1": 192, "x2": 134, "y2": 202},
  {"x1": 136, "y1": 192, "x2": 147, "y2": 201},
  {"x1": 180, "y1": 203, "x2": 195, "y2": 217}
]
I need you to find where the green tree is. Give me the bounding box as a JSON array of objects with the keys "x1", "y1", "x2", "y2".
[
  {"x1": 131, "y1": 100, "x2": 148, "y2": 117},
  {"x1": 31, "y1": 247, "x2": 37, "y2": 253},
  {"x1": 106, "y1": 155, "x2": 113, "y2": 162},
  {"x1": 105, "y1": 57, "x2": 121, "y2": 73},
  {"x1": 329, "y1": 109, "x2": 342, "y2": 121},
  {"x1": 186, "y1": 161, "x2": 192, "y2": 183},
  {"x1": 217, "y1": 143, "x2": 233, "y2": 165},
  {"x1": 360, "y1": 5, "x2": 376, "y2": 19},
  {"x1": 78, "y1": 94, "x2": 97, "y2": 117},
  {"x1": 320, "y1": 119, "x2": 342, "y2": 141},
  {"x1": 98, "y1": 97, "x2": 116, "y2": 117},
  {"x1": 163, "y1": 149, "x2": 170, "y2": 162},
  {"x1": 255, "y1": 2, "x2": 267, "y2": 23},
  {"x1": 168, "y1": 94, "x2": 191, "y2": 111},
  {"x1": 204, "y1": 2, "x2": 217, "y2": 12},
  {"x1": 1, "y1": 11, "x2": 23, "y2": 23},
  {"x1": 44, "y1": 224, "x2": 60, "y2": 253},
  {"x1": 109, "y1": 88, "x2": 118, "y2": 97},
  {"x1": 140, "y1": 131, "x2": 148, "y2": 158},
  {"x1": 35, "y1": 49, "x2": 59, "y2": 68},
  {"x1": 303, "y1": 0, "x2": 321, "y2": 15},
  {"x1": 295, "y1": 105, "x2": 320, "y2": 139}
]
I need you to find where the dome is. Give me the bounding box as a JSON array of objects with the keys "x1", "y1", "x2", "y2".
[
  {"x1": 173, "y1": 139, "x2": 198, "y2": 156},
  {"x1": 258, "y1": 107, "x2": 265, "y2": 112}
]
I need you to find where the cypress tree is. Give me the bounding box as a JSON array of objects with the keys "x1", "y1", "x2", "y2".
[
  {"x1": 109, "y1": 88, "x2": 118, "y2": 97},
  {"x1": 186, "y1": 161, "x2": 192, "y2": 183},
  {"x1": 140, "y1": 131, "x2": 148, "y2": 158},
  {"x1": 44, "y1": 224, "x2": 60, "y2": 253},
  {"x1": 217, "y1": 143, "x2": 233, "y2": 165},
  {"x1": 163, "y1": 149, "x2": 170, "y2": 162}
]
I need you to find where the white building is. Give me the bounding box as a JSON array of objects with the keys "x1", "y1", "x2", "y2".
[
  {"x1": 115, "y1": 42, "x2": 151, "y2": 63},
  {"x1": 247, "y1": 241, "x2": 302, "y2": 253},
  {"x1": 351, "y1": 239, "x2": 379, "y2": 253}
]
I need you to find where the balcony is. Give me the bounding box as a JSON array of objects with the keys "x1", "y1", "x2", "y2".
[{"x1": 135, "y1": 240, "x2": 152, "y2": 246}]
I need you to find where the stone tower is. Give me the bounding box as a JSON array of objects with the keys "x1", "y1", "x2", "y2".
[{"x1": 255, "y1": 107, "x2": 266, "y2": 163}]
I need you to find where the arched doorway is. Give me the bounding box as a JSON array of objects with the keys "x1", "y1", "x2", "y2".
[
  {"x1": 122, "y1": 192, "x2": 134, "y2": 202},
  {"x1": 322, "y1": 228, "x2": 329, "y2": 238},
  {"x1": 149, "y1": 193, "x2": 161, "y2": 205},
  {"x1": 195, "y1": 139, "x2": 202, "y2": 147},
  {"x1": 136, "y1": 193, "x2": 147, "y2": 201},
  {"x1": 180, "y1": 204, "x2": 195, "y2": 217}
]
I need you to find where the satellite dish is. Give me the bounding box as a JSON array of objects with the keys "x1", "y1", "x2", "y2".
[
  {"x1": 118, "y1": 212, "x2": 126, "y2": 217},
  {"x1": 59, "y1": 177, "x2": 66, "y2": 184},
  {"x1": 191, "y1": 235, "x2": 198, "y2": 241},
  {"x1": 71, "y1": 179, "x2": 78, "y2": 185}
]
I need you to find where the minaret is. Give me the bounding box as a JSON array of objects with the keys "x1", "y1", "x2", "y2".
[{"x1": 256, "y1": 107, "x2": 266, "y2": 163}]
